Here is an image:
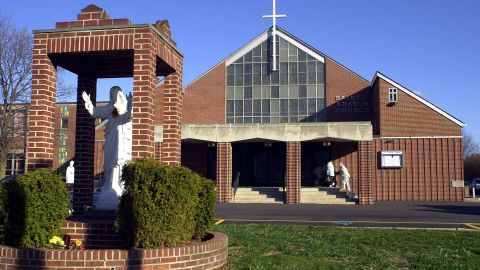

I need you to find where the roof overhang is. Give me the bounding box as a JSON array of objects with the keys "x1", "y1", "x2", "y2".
[
  {"x1": 372, "y1": 72, "x2": 466, "y2": 127},
  {"x1": 179, "y1": 122, "x2": 372, "y2": 143}
]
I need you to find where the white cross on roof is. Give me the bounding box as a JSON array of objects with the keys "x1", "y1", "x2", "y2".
[{"x1": 262, "y1": 0, "x2": 286, "y2": 71}]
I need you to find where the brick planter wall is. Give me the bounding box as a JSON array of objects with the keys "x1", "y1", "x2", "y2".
[{"x1": 0, "y1": 232, "x2": 228, "y2": 270}]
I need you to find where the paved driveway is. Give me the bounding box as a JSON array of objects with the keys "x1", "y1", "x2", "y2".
[{"x1": 215, "y1": 202, "x2": 480, "y2": 230}]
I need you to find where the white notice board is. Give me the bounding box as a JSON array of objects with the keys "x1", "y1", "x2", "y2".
[{"x1": 380, "y1": 151, "x2": 403, "y2": 168}]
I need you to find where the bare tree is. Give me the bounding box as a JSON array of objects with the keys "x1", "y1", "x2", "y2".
[
  {"x1": 463, "y1": 131, "x2": 479, "y2": 158},
  {"x1": 0, "y1": 14, "x2": 32, "y2": 178},
  {"x1": 0, "y1": 14, "x2": 75, "y2": 178}
]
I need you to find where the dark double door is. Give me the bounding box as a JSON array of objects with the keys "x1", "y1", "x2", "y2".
[
  {"x1": 301, "y1": 142, "x2": 331, "y2": 186},
  {"x1": 232, "y1": 142, "x2": 286, "y2": 187}
]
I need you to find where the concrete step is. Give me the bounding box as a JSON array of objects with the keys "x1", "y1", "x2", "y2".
[
  {"x1": 300, "y1": 187, "x2": 356, "y2": 205},
  {"x1": 233, "y1": 187, "x2": 284, "y2": 203}
]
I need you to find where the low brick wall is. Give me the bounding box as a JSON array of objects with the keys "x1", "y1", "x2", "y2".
[
  {"x1": 62, "y1": 219, "x2": 125, "y2": 249},
  {"x1": 0, "y1": 232, "x2": 228, "y2": 270}
]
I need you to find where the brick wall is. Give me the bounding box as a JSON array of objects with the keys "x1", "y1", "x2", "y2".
[
  {"x1": 28, "y1": 4, "x2": 183, "y2": 174},
  {"x1": 216, "y1": 143, "x2": 232, "y2": 202},
  {"x1": 181, "y1": 143, "x2": 209, "y2": 177},
  {"x1": 373, "y1": 137, "x2": 464, "y2": 202},
  {"x1": 325, "y1": 58, "x2": 372, "y2": 122},
  {"x1": 358, "y1": 141, "x2": 374, "y2": 205},
  {"x1": 285, "y1": 142, "x2": 301, "y2": 204},
  {"x1": 183, "y1": 62, "x2": 226, "y2": 124},
  {"x1": 331, "y1": 142, "x2": 360, "y2": 194},
  {"x1": 0, "y1": 232, "x2": 228, "y2": 270},
  {"x1": 374, "y1": 77, "x2": 462, "y2": 137}
]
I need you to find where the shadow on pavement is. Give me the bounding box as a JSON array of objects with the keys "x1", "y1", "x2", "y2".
[{"x1": 418, "y1": 205, "x2": 480, "y2": 216}]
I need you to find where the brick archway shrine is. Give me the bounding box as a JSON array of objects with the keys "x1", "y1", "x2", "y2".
[{"x1": 27, "y1": 5, "x2": 183, "y2": 213}]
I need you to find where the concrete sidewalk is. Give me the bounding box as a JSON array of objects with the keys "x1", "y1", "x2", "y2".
[{"x1": 215, "y1": 201, "x2": 480, "y2": 230}]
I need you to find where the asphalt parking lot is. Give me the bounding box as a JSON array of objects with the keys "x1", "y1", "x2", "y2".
[{"x1": 214, "y1": 201, "x2": 480, "y2": 231}]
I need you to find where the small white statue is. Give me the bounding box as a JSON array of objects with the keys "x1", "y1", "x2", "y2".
[
  {"x1": 82, "y1": 86, "x2": 133, "y2": 209},
  {"x1": 66, "y1": 160, "x2": 75, "y2": 184}
]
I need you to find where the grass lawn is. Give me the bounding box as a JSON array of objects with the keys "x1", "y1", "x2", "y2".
[{"x1": 215, "y1": 224, "x2": 480, "y2": 270}]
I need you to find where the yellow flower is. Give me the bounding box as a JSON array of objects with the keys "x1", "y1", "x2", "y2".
[
  {"x1": 73, "y1": 239, "x2": 82, "y2": 247},
  {"x1": 49, "y1": 236, "x2": 65, "y2": 246}
]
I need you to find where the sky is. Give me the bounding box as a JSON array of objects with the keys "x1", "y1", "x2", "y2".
[{"x1": 1, "y1": 0, "x2": 479, "y2": 141}]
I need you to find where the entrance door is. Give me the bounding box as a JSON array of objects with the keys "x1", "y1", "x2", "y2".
[
  {"x1": 232, "y1": 142, "x2": 286, "y2": 187},
  {"x1": 301, "y1": 142, "x2": 331, "y2": 186}
]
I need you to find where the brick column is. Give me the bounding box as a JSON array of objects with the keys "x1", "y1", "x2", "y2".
[
  {"x1": 27, "y1": 34, "x2": 57, "y2": 170},
  {"x1": 73, "y1": 76, "x2": 97, "y2": 213},
  {"x1": 285, "y1": 141, "x2": 301, "y2": 204},
  {"x1": 132, "y1": 47, "x2": 156, "y2": 159},
  {"x1": 216, "y1": 142, "x2": 232, "y2": 203},
  {"x1": 161, "y1": 70, "x2": 183, "y2": 166},
  {"x1": 358, "y1": 141, "x2": 374, "y2": 205}
]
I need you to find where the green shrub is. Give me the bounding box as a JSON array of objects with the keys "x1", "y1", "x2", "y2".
[
  {"x1": 4, "y1": 169, "x2": 70, "y2": 248},
  {"x1": 193, "y1": 178, "x2": 216, "y2": 240},
  {"x1": 0, "y1": 183, "x2": 7, "y2": 244},
  {"x1": 116, "y1": 158, "x2": 216, "y2": 248}
]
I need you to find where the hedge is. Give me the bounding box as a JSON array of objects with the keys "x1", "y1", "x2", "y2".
[
  {"x1": 116, "y1": 158, "x2": 216, "y2": 248},
  {"x1": 3, "y1": 169, "x2": 70, "y2": 248},
  {"x1": 0, "y1": 183, "x2": 7, "y2": 244}
]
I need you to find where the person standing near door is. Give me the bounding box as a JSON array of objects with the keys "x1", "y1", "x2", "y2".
[
  {"x1": 339, "y1": 162, "x2": 351, "y2": 193},
  {"x1": 326, "y1": 161, "x2": 336, "y2": 187}
]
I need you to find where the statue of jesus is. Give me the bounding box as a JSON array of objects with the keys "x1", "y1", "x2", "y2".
[{"x1": 82, "y1": 86, "x2": 133, "y2": 209}]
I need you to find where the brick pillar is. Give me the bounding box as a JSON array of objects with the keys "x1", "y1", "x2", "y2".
[
  {"x1": 216, "y1": 142, "x2": 232, "y2": 203},
  {"x1": 73, "y1": 76, "x2": 97, "y2": 213},
  {"x1": 161, "y1": 70, "x2": 183, "y2": 166},
  {"x1": 132, "y1": 48, "x2": 156, "y2": 159},
  {"x1": 358, "y1": 141, "x2": 374, "y2": 205},
  {"x1": 27, "y1": 34, "x2": 57, "y2": 170},
  {"x1": 285, "y1": 141, "x2": 301, "y2": 204}
]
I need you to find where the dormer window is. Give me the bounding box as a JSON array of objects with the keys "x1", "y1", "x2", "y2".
[{"x1": 388, "y1": 88, "x2": 398, "y2": 103}]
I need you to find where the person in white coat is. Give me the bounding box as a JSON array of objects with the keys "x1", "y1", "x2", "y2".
[
  {"x1": 339, "y1": 162, "x2": 351, "y2": 193},
  {"x1": 326, "y1": 161, "x2": 336, "y2": 187}
]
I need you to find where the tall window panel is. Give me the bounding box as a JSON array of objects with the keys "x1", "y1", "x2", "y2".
[
  {"x1": 59, "y1": 106, "x2": 69, "y2": 164},
  {"x1": 226, "y1": 36, "x2": 326, "y2": 124}
]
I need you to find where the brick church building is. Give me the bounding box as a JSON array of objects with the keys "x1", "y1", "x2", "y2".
[
  {"x1": 9, "y1": 6, "x2": 466, "y2": 205},
  {"x1": 179, "y1": 26, "x2": 466, "y2": 205}
]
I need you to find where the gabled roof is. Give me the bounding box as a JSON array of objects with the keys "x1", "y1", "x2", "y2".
[
  {"x1": 225, "y1": 27, "x2": 325, "y2": 65},
  {"x1": 372, "y1": 72, "x2": 466, "y2": 127},
  {"x1": 184, "y1": 26, "x2": 369, "y2": 88}
]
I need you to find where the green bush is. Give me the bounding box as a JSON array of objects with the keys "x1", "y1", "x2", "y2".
[
  {"x1": 3, "y1": 169, "x2": 70, "y2": 248},
  {"x1": 0, "y1": 183, "x2": 7, "y2": 244},
  {"x1": 193, "y1": 178, "x2": 216, "y2": 240},
  {"x1": 116, "y1": 158, "x2": 216, "y2": 248}
]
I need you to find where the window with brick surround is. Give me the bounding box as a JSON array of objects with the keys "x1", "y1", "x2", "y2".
[
  {"x1": 226, "y1": 36, "x2": 326, "y2": 124},
  {"x1": 388, "y1": 88, "x2": 398, "y2": 103}
]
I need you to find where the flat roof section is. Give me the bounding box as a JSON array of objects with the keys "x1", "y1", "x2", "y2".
[{"x1": 179, "y1": 122, "x2": 372, "y2": 143}]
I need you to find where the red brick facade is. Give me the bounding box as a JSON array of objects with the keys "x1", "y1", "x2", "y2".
[
  {"x1": 372, "y1": 138, "x2": 464, "y2": 202},
  {"x1": 183, "y1": 62, "x2": 226, "y2": 124},
  {"x1": 325, "y1": 58, "x2": 372, "y2": 122},
  {"x1": 373, "y1": 77, "x2": 462, "y2": 137}
]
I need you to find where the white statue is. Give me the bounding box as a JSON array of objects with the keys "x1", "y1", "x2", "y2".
[
  {"x1": 82, "y1": 86, "x2": 133, "y2": 209},
  {"x1": 66, "y1": 160, "x2": 75, "y2": 184}
]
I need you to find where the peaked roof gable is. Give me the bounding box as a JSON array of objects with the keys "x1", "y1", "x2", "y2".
[
  {"x1": 373, "y1": 72, "x2": 466, "y2": 127},
  {"x1": 225, "y1": 27, "x2": 325, "y2": 65},
  {"x1": 185, "y1": 26, "x2": 369, "y2": 88}
]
